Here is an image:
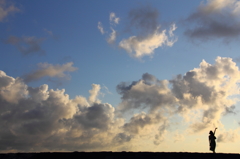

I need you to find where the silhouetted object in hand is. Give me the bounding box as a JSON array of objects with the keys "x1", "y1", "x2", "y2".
[{"x1": 209, "y1": 128, "x2": 217, "y2": 153}]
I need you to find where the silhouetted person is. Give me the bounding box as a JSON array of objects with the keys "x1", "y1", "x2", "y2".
[{"x1": 209, "y1": 128, "x2": 217, "y2": 153}]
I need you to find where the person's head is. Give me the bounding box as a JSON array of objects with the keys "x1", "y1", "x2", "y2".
[{"x1": 209, "y1": 131, "x2": 213, "y2": 135}]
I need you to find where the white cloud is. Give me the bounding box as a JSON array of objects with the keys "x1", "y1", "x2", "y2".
[
  {"x1": 0, "y1": 0, "x2": 20, "y2": 22},
  {"x1": 23, "y1": 62, "x2": 78, "y2": 83},
  {"x1": 107, "y1": 27, "x2": 117, "y2": 44},
  {"x1": 99, "y1": 6, "x2": 178, "y2": 59},
  {"x1": 88, "y1": 84, "x2": 101, "y2": 104},
  {"x1": 117, "y1": 57, "x2": 240, "y2": 133},
  {"x1": 97, "y1": 22, "x2": 105, "y2": 34},
  {"x1": 119, "y1": 24, "x2": 177, "y2": 58},
  {"x1": 110, "y1": 12, "x2": 120, "y2": 25}
]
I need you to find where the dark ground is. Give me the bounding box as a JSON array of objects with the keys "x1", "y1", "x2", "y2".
[{"x1": 0, "y1": 152, "x2": 239, "y2": 159}]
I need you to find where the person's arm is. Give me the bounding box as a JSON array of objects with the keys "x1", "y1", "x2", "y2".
[{"x1": 213, "y1": 128, "x2": 217, "y2": 135}]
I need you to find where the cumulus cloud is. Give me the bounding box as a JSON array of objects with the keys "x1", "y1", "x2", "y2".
[
  {"x1": 117, "y1": 57, "x2": 240, "y2": 133},
  {"x1": 123, "y1": 112, "x2": 164, "y2": 134},
  {"x1": 0, "y1": 0, "x2": 20, "y2": 22},
  {"x1": 1, "y1": 56, "x2": 240, "y2": 152},
  {"x1": 185, "y1": 0, "x2": 240, "y2": 41},
  {"x1": 88, "y1": 84, "x2": 101, "y2": 104},
  {"x1": 0, "y1": 71, "x2": 126, "y2": 152},
  {"x1": 5, "y1": 36, "x2": 45, "y2": 55},
  {"x1": 23, "y1": 62, "x2": 78, "y2": 83}
]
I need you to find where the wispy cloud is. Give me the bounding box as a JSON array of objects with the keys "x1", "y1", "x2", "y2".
[
  {"x1": 5, "y1": 36, "x2": 45, "y2": 56},
  {"x1": 110, "y1": 12, "x2": 120, "y2": 25},
  {"x1": 107, "y1": 27, "x2": 117, "y2": 44},
  {"x1": 97, "y1": 22, "x2": 105, "y2": 34},
  {"x1": 0, "y1": 0, "x2": 20, "y2": 22},
  {"x1": 23, "y1": 62, "x2": 78, "y2": 83}
]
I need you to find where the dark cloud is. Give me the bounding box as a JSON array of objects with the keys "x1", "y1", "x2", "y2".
[
  {"x1": 74, "y1": 103, "x2": 114, "y2": 130},
  {"x1": 223, "y1": 105, "x2": 237, "y2": 115},
  {"x1": 123, "y1": 112, "x2": 163, "y2": 134},
  {"x1": 0, "y1": 72, "x2": 124, "y2": 151},
  {"x1": 127, "y1": 6, "x2": 159, "y2": 35},
  {"x1": 185, "y1": 0, "x2": 240, "y2": 41},
  {"x1": 5, "y1": 36, "x2": 45, "y2": 56},
  {"x1": 112, "y1": 133, "x2": 132, "y2": 144}
]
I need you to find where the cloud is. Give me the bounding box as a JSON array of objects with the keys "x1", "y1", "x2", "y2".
[
  {"x1": 1, "y1": 56, "x2": 240, "y2": 151},
  {"x1": 0, "y1": 71, "x2": 126, "y2": 151},
  {"x1": 127, "y1": 6, "x2": 159, "y2": 35},
  {"x1": 43, "y1": 28, "x2": 53, "y2": 36},
  {"x1": 117, "y1": 57, "x2": 240, "y2": 133},
  {"x1": 107, "y1": 27, "x2": 117, "y2": 44},
  {"x1": 112, "y1": 133, "x2": 132, "y2": 144},
  {"x1": 110, "y1": 12, "x2": 120, "y2": 25},
  {"x1": 98, "y1": 7, "x2": 177, "y2": 59},
  {"x1": 88, "y1": 84, "x2": 101, "y2": 104},
  {"x1": 23, "y1": 62, "x2": 78, "y2": 83},
  {"x1": 119, "y1": 24, "x2": 177, "y2": 58},
  {"x1": 118, "y1": 6, "x2": 177, "y2": 58},
  {"x1": 97, "y1": 22, "x2": 105, "y2": 34},
  {"x1": 43, "y1": 28, "x2": 59, "y2": 40},
  {"x1": 185, "y1": 0, "x2": 240, "y2": 41},
  {"x1": 5, "y1": 36, "x2": 45, "y2": 55},
  {"x1": 0, "y1": 0, "x2": 20, "y2": 22},
  {"x1": 123, "y1": 112, "x2": 164, "y2": 134},
  {"x1": 217, "y1": 129, "x2": 240, "y2": 142}
]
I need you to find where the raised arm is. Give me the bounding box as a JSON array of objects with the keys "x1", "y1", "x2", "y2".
[{"x1": 213, "y1": 128, "x2": 217, "y2": 135}]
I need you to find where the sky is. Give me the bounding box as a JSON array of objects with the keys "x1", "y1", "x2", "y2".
[{"x1": 1, "y1": 0, "x2": 240, "y2": 153}]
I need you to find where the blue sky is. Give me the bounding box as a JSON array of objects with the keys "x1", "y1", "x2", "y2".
[{"x1": 1, "y1": 0, "x2": 240, "y2": 153}]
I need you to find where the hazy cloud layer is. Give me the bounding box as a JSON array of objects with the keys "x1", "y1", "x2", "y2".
[
  {"x1": 23, "y1": 62, "x2": 78, "y2": 83},
  {"x1": 185, "y1": 0, "x2": 240, "y2": 41},
  {"x1": 6, "y1": 36, "x2": 45, "y2": 55},
  {"x1": 0, "y1": 0, "x2": 20, "y2": 22}
]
